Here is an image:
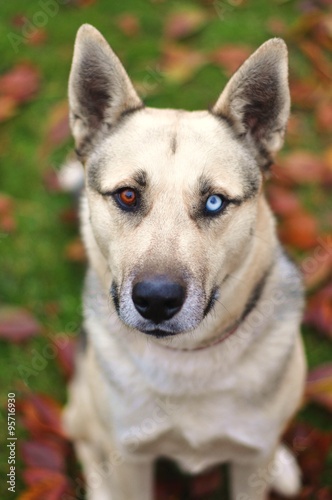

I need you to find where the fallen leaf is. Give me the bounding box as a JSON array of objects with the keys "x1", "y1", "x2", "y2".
[
  {"x1": 160, "y1": 45, "x2": 205, "y2": 84},
  {"x1": 316, "y1": 101, "x2": 332, "y2": 134},
  {"x1": 210, "y1": 45, "x2": 251, "y2": 75},
  {"x1": 278, "y1": 211, "x2": 319, "y2": 250},
  {"x1": 301, "y1": 234, "x2": 332, "y2": 290},
  {"x1": 304, "y1": 284, "x2": 332, "y2": 338},
  {"x1": 40, "y1": 101, "x2": 70, "y2": 159},
  {"x1": 298, "y1": 40, "x2": 332, "y2": 82},
  {"x1": 21, "y1": 439, "x2": 66, "y2": 471},
  {"x1": 278, "y1": 151, "x2": 328, "y2": 184},
  {"x1": 20, "y1": 393, "x2": 65, "y2": 439},
  {"x1": 267, "y1": 185, "x2": 301, "y2": 217},
  {"x1": 0, "y1": 64, "x2": 40, "y2": 104},
  {"x1": 18, "y1": 472, "x2": 70, "y2": 500},
  {"x1": 47, "y1": 101, "x2": 70, "y2": 146},
  {"x1": 289, "y1": 79, "x2": 319, "y2": 110},
  {"x1": 65, "y1": 238, "x2": 86, "y2": 262},
  {"x1": 284, "y1": 422, "x2": 332, "y2": 486},
  {"x1": 116, "y1": 13, "x2": 140, "y2": 37},
  {"x1": 189, "y1": 467, "x2": 222, "y2": 497},
  {"x1": 324, "y1": 147, "x2": 332, "y2": 171},
  {"x1": 26, "y1": 29, "x2": 47, "y2": 47},
  {"x1": 0, "y1": 95, "x2": 17, "y2": 122},
  {"x1": 0, "y1": 193, "x2": 16, "y2": 232},
  {"x1": 266, "y1": 17, "x2": 287, "y2": 36},
  {"x1": 164, "y1": 7, "x2": 208, "y2": 40},
  {"x1": 0, "y1": 307, "x2": 41, "y2": 342},
  {"x1": 54, "y1": 337, "x2": 76, "y2": 381},
  {"x1": 306, "y1": 364, "x2": 332, "y2": 412}
]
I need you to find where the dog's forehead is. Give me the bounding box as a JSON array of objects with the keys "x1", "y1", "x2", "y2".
[{"x1": 92, "y1": 108, "x2": 258, "y2": 195}]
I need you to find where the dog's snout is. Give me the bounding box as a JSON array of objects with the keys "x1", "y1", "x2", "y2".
[{"x1": 132, "y1": 275, "x2": 186, "y2": 324}]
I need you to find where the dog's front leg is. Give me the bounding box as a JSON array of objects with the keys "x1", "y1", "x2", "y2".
[
  {"x1": 76, "y1": 440, "x2": 153, "y2": 500},
  {"x1": 230, "y1": 458, "x2": 273, "y2": 500}
]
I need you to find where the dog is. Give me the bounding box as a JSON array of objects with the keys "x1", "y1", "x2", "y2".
[{"x1": 62, "y1": 24, "x2": 306, "y2": 500}]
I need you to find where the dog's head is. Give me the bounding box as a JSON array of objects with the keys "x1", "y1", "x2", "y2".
[{"x1": 68, "y1": 25, "x2": 290, "y2": 338}]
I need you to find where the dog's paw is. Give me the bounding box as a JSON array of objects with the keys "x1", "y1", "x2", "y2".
[{"x1": 270, "y1": 444, "x2": 301, "y2": 497}]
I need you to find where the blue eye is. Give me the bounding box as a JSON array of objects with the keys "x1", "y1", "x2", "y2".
[{"x1": 205, "y1": 195, "x2": 224, "y2": 214}]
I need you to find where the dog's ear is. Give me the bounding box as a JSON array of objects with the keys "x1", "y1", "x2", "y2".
[
  {"x1": 212, "y1": 38, "x2": 290, "y2": 169},
  {"x1": 69, "y1": 24, "x2": 143, "y2": 160}
]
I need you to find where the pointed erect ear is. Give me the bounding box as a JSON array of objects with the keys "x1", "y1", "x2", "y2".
[
  {"x1": 68, "y1": 24, "x2": 143, "y2": 159},
  {"x1": 212, "y1": 38, "x2": 290, "y2": 168}
]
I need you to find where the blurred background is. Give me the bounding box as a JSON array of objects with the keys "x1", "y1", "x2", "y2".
[{"x1": 0, "y1": 0, "x2": 331, "y2": 498}]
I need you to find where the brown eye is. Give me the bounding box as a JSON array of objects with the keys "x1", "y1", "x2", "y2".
[{"x1": 116, "y1": 188, "x2": 138, "y2": 210}]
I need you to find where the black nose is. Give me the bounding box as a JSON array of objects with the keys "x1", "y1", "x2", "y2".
[{"x1": 132, "y1": 275, "x2": 186, "y2": 324}]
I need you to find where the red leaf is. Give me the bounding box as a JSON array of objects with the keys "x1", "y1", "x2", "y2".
[
  {"x1": 160, "y1": 44, "x2": 205, "y2": 84},
  {"x1": 189, "y1": 467, "x2": 222, "y2": 497},
  {"x1": 65, "y1": 238, "x2": 86, "y2": 262},
  {"x1": 284, "y1": 422, "x2": 332, "y2": 486},
  {"x1": 18, "y1": 472, "x2": 70, "y2": 500},
  {"x1": 306, "y1": 364, "x2": 332, "y2": 412},
  {"x1": 116, "y1": 13, "x2": 140, "y2": 37},
  {"x1": 54, "y1": 337, "x2": 77, "y2": 381},
  {"x1": 0, "y1": 307, "x2": 41, "y2": 342},
  {"x1": 26, "y1": 29, "x2": 47, "y2": 47},
  {"x1": 304, "y1": 284, "x2": 332, "y2": 338},
  {"x1": 46, "y1": 102, "x2": 70, "y2": 147},
  {"x1": 0, "y1": 193, "x2": 16, "y2": 232},
  {"x1": 301, "y1": 236, "x2": 332, "y2": 290},
  {"x1": 267, "y1": 185, "x2": 301, "y2": 217},
  {"x1": 0, "y1": 95, "x2": 17, "y2": 122},
  {"x1": 164, "y1": 8, "x2": 208, "y2": 40},
  {"x1": 298, "y1": 40, "x2": 332, "y2": 82},
  {"x1": 22, "y1": 467, "x2": 60, "y2": 487},
  {"x1": 289, "y1": 79, "x2": 320, "y2": 110},
  {"x1": 211, "y1": 45, "x2": 252, "y2": 75},
  {"x1": 0, "y1": 64, "x2": 40, "y2": 104},
  {"x1": 278, "y1": 211, "x2": 319, "y2": 250},
  {"x1": 316, "y1": 101, "x2": 332, "y2": 134},
  {"x1": 21, "y1": 439, "x2": 66, "y2": 471},
  {"x1": 279, "y1": 151, "x2": 328, "y2": 184},
  {"x1": 20, "y1": 393, "x2": 65, "y2": 439}
]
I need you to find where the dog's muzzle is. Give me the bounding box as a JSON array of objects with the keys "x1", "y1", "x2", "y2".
[{"x1": 132, "y1": 275, "x2": 186, "y2": 324}]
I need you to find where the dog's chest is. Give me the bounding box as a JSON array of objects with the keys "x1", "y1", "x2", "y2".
[{"x1": 107, "y1": 383, "x2": 274, "y2": 473}]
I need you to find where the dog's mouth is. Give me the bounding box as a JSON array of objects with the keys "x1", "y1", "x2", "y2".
[
  {"x1": 139, "y1": 328, "x2": 179, "y2": 338},
  {"x1": 111, "y1": 277, "x2": 217, "y2": 338}
]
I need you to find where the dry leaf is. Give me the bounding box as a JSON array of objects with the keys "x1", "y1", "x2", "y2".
[
  {"x1": 160, "y1": 44, "x2": 205, "y2": 84},
  {"x1": 267, "y1": 185, "x2": 301, "y2": 217},
  {"x1": 0, "y1": 95, "x2": 17, "y2": 122},
  {"x1": 53, "y1": 337, "x2": 76, "y2": 381},
  {"x1": 65, "y1": 238, "x2": 86, "y2": 262},
  {"x1": 306, "y1": 364, "x2": 332, "y2": 412},
  {"x1": 279, "y1": 151, "x2": 328, "y2": 184},
  {"x1": 21, "y1": 439, "x2": 66, "y2": 471},
  {"x1": 210, "y1": 45, "x2": 251, "y2": 75},
  {"x1": 20, "y1": 393, "x2": 65, "y2": 439},
  {"x1": 305, "y1": 284, "x2": 332, "y2": 338},
  {"x1": 316, "y1": 101, "x2": 332, "y2": 134},
  {"x1": 0, "y1": 307, "x2": 41, "y2": 342},
  {"x1": 18, "y1": 472, "x2": 70, "y2": 500},
  {"x1": 116, "y1": 13, "x2": 140, "y2": 37},
  {"x1": 278, "y1": 211, "x2": 319, "y2": 250},
  {"x1": 0, "y1": 64, "x2": 40, "y2": 104},
  {"x1": 164, "y1": 8, "x2": 208, "y2": 39}
]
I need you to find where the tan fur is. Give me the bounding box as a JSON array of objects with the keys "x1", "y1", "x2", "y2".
[{"x1": 63, "y1": 25, "x2": 306, "y2": 500}]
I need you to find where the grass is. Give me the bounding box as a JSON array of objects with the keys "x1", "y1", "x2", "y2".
[{"x1": 0, "y1": 0, "x2": 331, "y2": 497}]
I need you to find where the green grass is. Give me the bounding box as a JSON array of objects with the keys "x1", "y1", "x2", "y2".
[{"x1": 1, "y1": 0, "x2": 331, "y2": 497}]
